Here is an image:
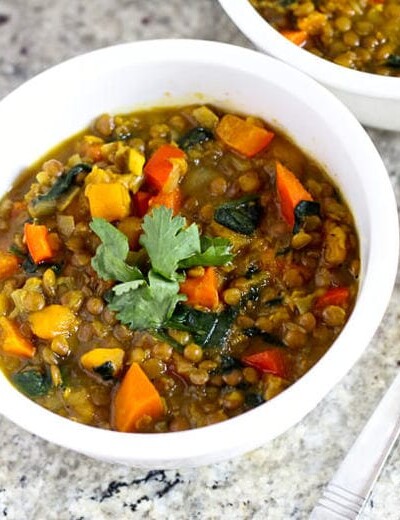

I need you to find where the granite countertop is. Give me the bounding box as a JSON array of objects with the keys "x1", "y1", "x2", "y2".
[{"x1": 0, "y1": 1, "x2": 399, "y2": 518}]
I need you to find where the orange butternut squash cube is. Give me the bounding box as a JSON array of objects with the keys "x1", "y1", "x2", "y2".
[{"x1": 85, "y1": 182, "x2": 131, "y2": 221}]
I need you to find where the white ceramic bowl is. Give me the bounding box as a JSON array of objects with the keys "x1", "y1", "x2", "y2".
[
  {"x1": 0, "y1": 40, "x2": 397, "y2": 468},
  {"x1": 218, "y1": 0, "x2": 400, "y2": 131}
]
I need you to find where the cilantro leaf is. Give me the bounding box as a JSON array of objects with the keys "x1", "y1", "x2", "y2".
[
  {"x1": 108, "y1": 270, "x2": 186, "y2": 329},
  {"x1": 90, "y1": 218, "x2": 143, "y2": 282},
  {"x1": 112, "y1": 279, "x2": 146, "y2": 295},
  {"x1": 90, "y1": 208, "x2": 235, "y2": 338},
  {"x1": 139, "y1": 206, "x2": 200, "y2": 280},
  {"x1": 179, "y1": 236, "x2": 233, "y2": 268}
]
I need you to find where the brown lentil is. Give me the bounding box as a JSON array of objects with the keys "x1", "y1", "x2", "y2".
[
  {"x1": 141, "y1": 358, "x2": 166, "y2": 379},
  {"x1": 222, "y1": 369, "x2": 243, "y2": 386},
  {"x1": 223, "y1": 287, "x2": 241, "y2": 306},
  {"x1": 130, "y1": 347, "x2": 146, "y2": 364},
  {"x1": 238, "y1": 171, "x2": 261, "y2": 192},
  {"x1": 184, "y1": 343, "x2": 203, "y2": 363},
  {"x1": 210, "y1": 176, "x2": 228, "y2": 196},
  {"x1": 189, "y1": 369, "x2": 209, "y2": 386},
  {"x1": 322, "y1": 305, "x2": 347, "y2": 327},
  {"x1": 152, "y1": 342, "x2": 173, "y2": 362},
  {"x1": 51, "y1": 335, "x2": 70, "y2": 357},
  {"x1": 85, "y1": 296, "x2": 104, "y2": 316},
  {"x1": 222, "y1": 390, "x2": 245, "y2": 411}
]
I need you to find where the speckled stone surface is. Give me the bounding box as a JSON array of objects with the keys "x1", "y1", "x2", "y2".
[{"x1": 0, "y1": 1, "x2": 399, "y2": 519}]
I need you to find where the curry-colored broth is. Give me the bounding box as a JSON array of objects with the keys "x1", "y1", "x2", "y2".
[{"x1": 0, "y1": 105, "x2": 359, "y2": 432}]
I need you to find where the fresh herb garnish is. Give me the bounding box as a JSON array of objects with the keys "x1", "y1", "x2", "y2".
[
  {"x1": 139, "y1": 206, "x2": 200, "y2": 280},
  {"x1": 109, "y1": 272, "x2": 185, "y2": 330},
  {"x1": 90, "y1": 218, "x2": 143, "y2": 283},
  {"x1": 179, "y1": 236, "x2": 233, "y2": 268},
  {"x1": 90, "y1": 207, "x2": 234, "y2": 333}
]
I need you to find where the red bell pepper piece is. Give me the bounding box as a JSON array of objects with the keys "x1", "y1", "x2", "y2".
[
  {"x1": 314, "y1": 287, "x2": 350, "y2": 309},
  {"x1": 242, "y1": 349, "x2": 287, "y2": 378},
  {"x1": 133, "y1": 191, "x2": 152, "y2": 217}
]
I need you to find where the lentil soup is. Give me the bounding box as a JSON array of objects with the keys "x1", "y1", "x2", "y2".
[
  {"x1": 250, "y1": 0, "x2": 400, "y2": 76},
  {"x1": 0, "y1": 105, "x2": 359, "y2": 433}
]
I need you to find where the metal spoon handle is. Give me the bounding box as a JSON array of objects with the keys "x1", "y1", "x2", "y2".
[{"x1": 310, "y1": 371, "x2": 400, "y2": 519}]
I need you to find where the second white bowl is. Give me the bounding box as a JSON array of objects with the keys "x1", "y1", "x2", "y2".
[{"x1": 218, "y1": 0, "x2": 400, "y2": 131}]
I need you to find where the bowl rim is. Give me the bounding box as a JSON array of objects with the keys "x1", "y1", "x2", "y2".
[
  {"x1": 0, "y1": 38, "x2": 398, "y2": 467},
  {"x1": 218, "y1": 0, "x2": 400, "y2": 99}
]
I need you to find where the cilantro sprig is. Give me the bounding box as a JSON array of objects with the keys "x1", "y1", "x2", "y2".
[
  {"x1": 89, "y1": 206, "x2": 233, "y2": 331},
  {"x1": 90, "y1": 218, "x2": 143, "y2": 283},
  {"x1": 140, "y1": 206, "x2": 200, "y2": 280}
]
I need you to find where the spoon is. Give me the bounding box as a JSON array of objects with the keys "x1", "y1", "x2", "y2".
[{"x1": 309, "y1": 371, "x2": 400, "y2": 519}]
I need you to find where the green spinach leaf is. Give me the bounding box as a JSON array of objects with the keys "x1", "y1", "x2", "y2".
[
  {"x1": 178, "y1": 127, "x2": 214, "y2": 150},
  {"x1": 13, "y1": 370, "x2": 51, "y2": 397},
  {"x1": 214, "y1": 195, "x2": 262, "y2": 235},
  {"x1": 33, "y1": 163, "x2": 91, "y2": 204},
  {"x1": 166, "y1": 303, "x2": 237, "y2": 348}
]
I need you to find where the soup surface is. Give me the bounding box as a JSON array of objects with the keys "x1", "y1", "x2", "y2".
[
  {"x1": 0, "y1": 105, "x2": 359, "y2": 433},
  {"x1": 250, "y1": 0, "x2": 400, "y2": 76}
]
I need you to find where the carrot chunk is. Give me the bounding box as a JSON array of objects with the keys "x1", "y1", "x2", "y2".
[
  {"x1": 0, "y1": 316, "x2": 36, "y2": 358},
  {"x1": 24, "y1": 223, "x2": 54, "y2": 264},
  {"x1": 149, "y1": 189, "x2": 182, "y2": 215},
  {"x1": 276, "y1": 161, "x2": 313, "y2": 227},
  {"x1": 242, "y1": 349, "x2": 287, "y2": 378},
  {"x1": 280, "y1": 30, "x2": 308, "y2": 47},
  {"x1": 314, "y1": 287, "x2": 350, "y2": 309},
  {"x1": 0, "y1": 252, "x2": 19, "y2": 279},
  {"x1": 85, "y1": 182, "x2": 131, "y2": 221},
  {"x1": 114, "y1": 362, "x2": 164, "y2": 432},
  {"x1": 179, "y1": 267, "x2": 219, "y2": 310},
  {"x1": 144, "y1": 144, "x2": 186, "y2": 192},
  {"x1": 216, "y1": 114, "x2": 274, "y2": 158}
]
